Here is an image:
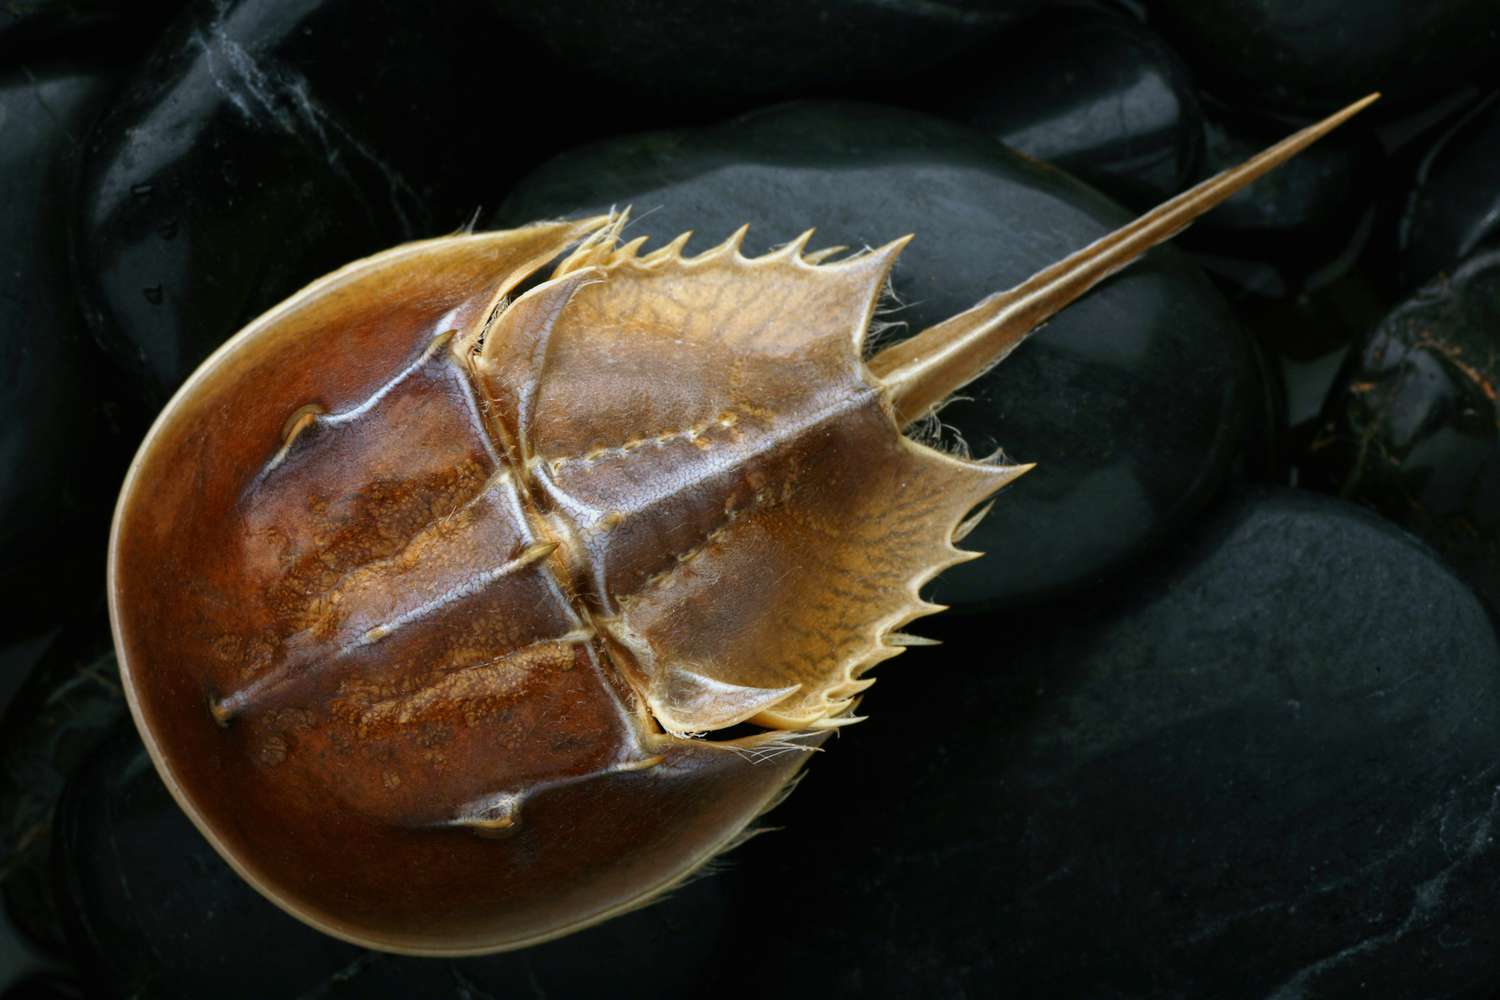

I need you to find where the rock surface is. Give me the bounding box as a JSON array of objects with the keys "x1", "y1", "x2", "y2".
[
  {"x1": 0, "y1": 613, "x2": 124, "y2": 956},
  {"x1": 727, "y1": 488, "x2": 1500, "y2": 996},
  {"x1": 945, "y1": 4, "x2": 1203, "y2": 210},
  {"x1": 1398, "y1": 91, "x2": 1500, "y2": 291},
  {"x1": 53, "y1": 727, "x2": 361, "y2": 999},
  {"x1": 1187, "y1": 102, "x2": 1382, "y2": 296},
  {"x1": 488, "y1": 0, "x2": 1041, "y2": 115},
  {"x1": 1303, "y1": 249, "x2": 1500, "y2": 612},
  {"x1": 73, "y1": 0, "x2": 557, "y2": 403},
  {"x1": 1148, "y1": 0, "x2": 1500, "y2": 116},
  {"x1": 0, "y1": 0, "x2": 182, "y2": 56},
  {"x1": 0, "y1": 64, "x2": 125, "y2": 641}
]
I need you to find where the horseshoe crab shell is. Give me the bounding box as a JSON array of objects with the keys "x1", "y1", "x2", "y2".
[{"x1": 108, "y1": 96, "x2": 1376, "y2": 954}]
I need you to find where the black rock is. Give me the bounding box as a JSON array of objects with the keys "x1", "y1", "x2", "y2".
[
  {"x1": 53, "y1": 727, "x2": 363, "y2": 1000},
  {"x1": 1302, "y1": 249, "x2": 1500, "y2": 613},
  {"x1": 74, "y1": 0, "x2": 560, "y2": 404},
  {"x1": 0, "y1": 0, "x2": 183, "y2": 58},
  {"x1": 1186, "y1": 102, "x2": 1382, "y2": 298},
  {"x1": 0, "y1": 612, "x2": 124, "y2": 956},
  {"x1": 1147, "y1": 0, "x2": 1500, "y2": 117},
  {"x1": 494, "y1": 101, "x2": 1264, "y2": 610},
  {"x1": 1208, "y1": 269, "x2": 1391, "y2": 373},
  {"x1": 1177, "y1": 101, "x2": 1389, "y2": 438},
  {"x1": 0, "y1": 627, "x2": 56, "y2": 723},
  {"x1": 488, "y1": 0, "x2": 1041, "y2": 116},
  {"x1": 0, "y1": 976, "x2": 87, "y2": 1000},
  {"x1": 724, "y1": 487, "x2": 1500, "y2": 996},
  {"x1": 0, "y1": 64, "x2": 127, "y2": 642},
  {"x1": 944, "y1": 3, "x2": 1204, "y2": 210},
  {"x1": 1399, "y1": 90, "x2": 1500, "y2": 291}
]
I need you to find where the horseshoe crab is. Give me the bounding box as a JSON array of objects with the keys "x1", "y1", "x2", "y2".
[{"x1": 108, "y1": 95, "x2": 1376, "y2": 954}]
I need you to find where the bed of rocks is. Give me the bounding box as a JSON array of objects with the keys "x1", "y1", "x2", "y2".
[{"x1": 3, "y1": 1, "x2": 1499, "y2": 996}]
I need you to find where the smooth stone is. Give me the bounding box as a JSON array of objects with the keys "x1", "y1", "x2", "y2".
[
  {"x1": 1197, "y1": 265, "x2": 1390, "y2": 366},
  {"x1": 74, "y1": 0, "x2": 556, "y2": 403},
  {"x1": 944, "y1": 4, "x2": 1203, "y2": 210},
  {"x1": 721, "y1": 487, "x2": 1500, "y2": 996},
  {"x1": 0, "y1": 0, "x2": 182, "y2": 57},
  {"x1": 0, "y1": 612, "x2": 124, "y2": 957},
  {"x1": 1193, "y1": 268, "x2": 1389, "y2": 468},
  {"x1": 494, "y1": 101, "x2": 1263, "y2": 610},
  {"x1": 1398, "y1": 90, "x2": 1500, "y2": 291},
  {"x1": 1301, "y1": 249, "x2": 1500, "y2": 612},
  {"x1": 488, "y1": 0, "x2": 1041, "y2": 114},
  {"x1": 0, "y1": 64, "x2": 129, "y2": 642},
  {"x1": 53, "y1": 727, "x2": 362, "y2": 1000},
  {"x1": 1185, "y1": 102, "x2": 1382, "y2": 294},
  {"x1": 0, "y1": 977, "x2": 87, "y2": 1000},
  {"x1": 0, "y1": 629, "x2": 55, "y2": 725},
  {"x1": 1147, "y1": 0, "x2": 1500, "y2": 117},
  {"x1": 1371, "y1": 85, "x2": 1491, "y2": 158}
]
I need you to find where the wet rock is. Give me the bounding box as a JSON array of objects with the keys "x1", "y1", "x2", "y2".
[
  {"x1": 1147, "y1": 0, "x2": 1500, "y2": 117},
  {"x1": 53, "y1": 727, "x2": 362, "y2": 1000},
  {"x1": 1186, "y1": 102, "x2": 1382, "y2": 297},
  {"x1": 0, "y1": 612, "x2": 124, "y2": 956},
  {"x1": 945, "y1": 4, "x2": 1203, "y2": 209},
  {"x1": 494, "y1": 101, "x2": 1264, "y2": 610},
  {"x1": 1302, "y1": 249, "x2": 1500, "y2": 612},
  {"x1": 0, "y1": 628, "x2": 56, "y2": 722},
  {"x1": 0, "y1": 64, "x2": 126, "y2": 641},
  {"x1": 1207, "y1": 267, "x2": 1390, "y2": 369},
  {"x1": 488, "y1": 0, "x2": 1042, "y2": 116},
  {"x1": 1398, "y1": 91, "x2": 1500, "y2": 291},
  {"x1": 1203, "y1": 265, "x2": 1393, "y2": 514},
  {"x1": 1195, "y1": 256, "x2": 1390, "y2": 464},
  {"x1": 0, "y1": 976, "x2": 87, "y2": 1000},
  {"x1": 0, "y1": 0, "x2": 182, "y2": 57},
  {"x1": 730, "y1": 487, "x2": 1500, "y2": 996},
  {"x1": 74, "y1": 0, "x2": 555, "y2": 404}
]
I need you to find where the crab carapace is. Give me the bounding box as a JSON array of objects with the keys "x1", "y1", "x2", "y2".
[{"x1": 109, "y1": 95, "x2": 1377, "y2": 954}]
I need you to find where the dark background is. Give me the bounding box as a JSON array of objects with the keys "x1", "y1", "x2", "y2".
[{"x1": 3, "y1": 0, "x2": 1500, "y2": 996}]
